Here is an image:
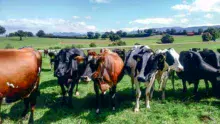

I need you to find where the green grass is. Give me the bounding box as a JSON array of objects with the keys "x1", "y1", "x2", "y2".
[{"x1": 1, "y1": 36, "x2": 220, "y2": 124}]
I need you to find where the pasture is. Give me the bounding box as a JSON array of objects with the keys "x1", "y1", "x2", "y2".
[{"x1": 1, "y1": 36, "x2": 220, "y2": 124}]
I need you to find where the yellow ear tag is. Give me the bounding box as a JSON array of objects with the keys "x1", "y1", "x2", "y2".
[{"x1": 137, "y1": 58, "x2": 140, "y2": 61}]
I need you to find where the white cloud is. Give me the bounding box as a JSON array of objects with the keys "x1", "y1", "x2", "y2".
[
  {"x1": 174, "y1": 14, "x2": 186, "y2": 18},
  {"x1": 0, "y1": 18, "x2": 96, "y2": 33},
  {"x1": 72, "y1": 16, "x2": 80, "y2": 19},
  {"x1": 180, "y1": 18, "x2": 189, "y2": 23},
  {"x1": 85, "y1": 16, "x2": 92, "y2": 19},
  {"x1": 122, "y1": 27, "x2": 148, "y2": 32},
  {"x1": 204, "y1": 13, "x2": 213, "y2": 19},
  {"x1": 90, "y1": 0, "x2": 110, "y2": 3},
  {"x1": 171, "y1": 4, "x2": 191, "y2": 10},
  {"x1": 130, "y1": 18, "x2": 174, "y2": 25},
  {"x1": 172, "y1": 0, "x2": 220, "y2": 13}
]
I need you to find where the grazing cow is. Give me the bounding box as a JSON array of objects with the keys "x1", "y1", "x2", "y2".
[
  {"x1": 48, "y1": 51, "x2": 57, "y2": 71},
  {"x1": 177, "y1": 51, "x2": 220, "y2": 97},
  {"x1": 154, "y1": 48, "x2": 183, "y2": 100},
  {"x1": 54, "y1": 48, "x2": 86, "y2": 106},
  {"x1": 77, "y1": 49, "x2": 124, "y2": 114},
  {"x1": 0, "y1": 49, "x2": 41, "y2": 123},
  {"x1": 124, "y1": 45, "x2": 166, "y2": 112},
  {"x1": 43, "y1": 49, "x2": 49, "y2": 57}
]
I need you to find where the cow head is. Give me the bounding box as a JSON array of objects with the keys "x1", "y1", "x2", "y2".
[
  {"x1": 133, "y1": 50, "x2": 165, "y2": 82},
  {"x1": 54, "y1": 49, "x2": 85, "y2": 78},
  {"x1": 77, "y1": 50, "x2": 99, "y2": 82},
  {"x1": 164, "y1": 48, "x2": 183, "y2": 72},
  {"x1": 112, "y1": 49, "x2": 126, "y2": 61}
]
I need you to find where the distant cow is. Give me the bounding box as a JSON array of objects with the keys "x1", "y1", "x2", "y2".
[
  {"x1": 177, "y1": 51, "x2": 220, "y2": 97},
  {"x1": 43, "y1": 49, "x2": 49, "y2": 57},
  {"x1": 0, "y1": 49, "x2": 41, "y2": 123},
  {"x1": 154, "y1": 48, "x2": 183, "y2": 100},
  {"x1": 77, "y1": 49, "x2": 124, "y2": 114},
  {"x1": 54, "y1": 48, "x2": 86, "y2": 107}
]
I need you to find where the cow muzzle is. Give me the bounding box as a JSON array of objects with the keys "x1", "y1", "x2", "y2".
[{"x1": 137, "y1": 76, "x2": 146, "y2": 82}]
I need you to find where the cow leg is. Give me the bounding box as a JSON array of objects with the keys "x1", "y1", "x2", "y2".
[
  {"x1": 94, "y1": 81, "x2": 100, "y2": 114},
  {"x1": 182, "y1": 79, "x2": 187, "y2": 93},
  {"x1": 193, "y1": 81, "x2": 199, "y2": 99},
  {"x1": 22, "y1": 98, "x2": 30, "y2": 120},
  {"x1": 67, "y1": 81, "x2": 76, "y2": 107},
  {"x1": 110, "y1": 85, "x2": 117, "y2": 111},
  {"x1": 131, "y1": 75, "x2": 135, "y2": 95},
  {"x1": 59, "y1": 84, "x2": 66, "y2": 105},
  {"x1": 145, "y1": 75, "x2": 156, "y2": 109},
  {"x1": 171, "y1": 70, "x2": 175, "y2": 90},
  {"x1": 150, "y1": 82, "x2": 155, "y2": 99},
  {"x1": 75, "y1": 80, "x2": 80, "y2": 96},
  {"x1": 204, "y1": 80, "x2": 209, "y2": 95},
  {"x1": 161, "y1": 72, "x2": 169, "y2": 100},
  {"x1": 134, "y1": 78, "x2": 141, "y2": 112}
]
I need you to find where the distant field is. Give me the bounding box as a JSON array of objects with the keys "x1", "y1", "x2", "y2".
[
  {"x1": 0, "y1": 35, "x2": 219, "y2": 52},
  {"x1": 1, "y1": 35, "x2": 220, "y2": 124}
]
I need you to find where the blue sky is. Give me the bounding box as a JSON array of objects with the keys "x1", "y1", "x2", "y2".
[{"x1": 0, "y1": 0, "x2": 220, "y2": 33}]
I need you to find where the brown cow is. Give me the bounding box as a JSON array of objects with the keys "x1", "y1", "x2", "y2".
[
  {"x1": 0, "y1": 49, "x2": 41, "y2": 123},
  {"x1": 77, "y1": 49, "x2": 124, "y2": 114}
]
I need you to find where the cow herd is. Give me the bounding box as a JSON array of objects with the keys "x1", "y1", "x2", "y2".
[{"x1": 0, "y1": 45, "x2": 220, "y2": 123}]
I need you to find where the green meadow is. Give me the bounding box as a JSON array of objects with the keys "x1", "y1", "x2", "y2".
[{"x1": 1, "y1": 35, "x2": 220, "y2": 124}]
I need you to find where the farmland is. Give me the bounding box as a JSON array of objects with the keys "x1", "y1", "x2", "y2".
[{"x1": 1, "y1": 36, "x2": 220, "y2": 124}]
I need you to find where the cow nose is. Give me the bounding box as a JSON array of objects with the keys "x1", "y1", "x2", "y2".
[{"x1": 137, "y1": 77, "x2": 146, "y2": 82}]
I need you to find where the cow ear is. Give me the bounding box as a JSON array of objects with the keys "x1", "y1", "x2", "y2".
[
  {"x1": 74, "y1": 56, "x2": 85, "y2": 63},
  {"x1": 133, "y1": 54, "x2": 142, "y2": 62}
]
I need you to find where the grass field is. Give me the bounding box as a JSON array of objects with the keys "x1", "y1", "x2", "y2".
[{"x1": 1, "y1": 36, "x2": 220, "y2": 124}]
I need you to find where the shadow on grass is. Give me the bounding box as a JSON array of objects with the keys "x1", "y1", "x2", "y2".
[
  {"x1": 2, "y1": 80, "x2": 220, "y2": 123},
  {"x1": 41, "y1": 68, "x2": 51, "y2": 72}
]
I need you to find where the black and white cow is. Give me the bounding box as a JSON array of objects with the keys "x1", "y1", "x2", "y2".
[
  {"x1": 154, "y1": 48, "x2": 183, "y2": 100},
  {"x1": 177, "y1": 51, "x2": 220, "y2": 97},
  {"x1": 125, "y1": 45, "x2": 166, "y2": 112},
  {"x1": 54, "y1": 48, "x2": 86, "y2": 106}
]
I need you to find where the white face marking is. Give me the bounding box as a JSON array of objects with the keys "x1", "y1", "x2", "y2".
[
  {"x1": 7, "y1": 82, "x2": 15, "y2": 88},
  {"x1": 88, "y1": 55, "x2": 93, "y2": 62},
  {"x1": 96, "y1": 109, "x2": 100, "y2": 113},
  {"x1": 168, "y1": 49, "x2": 184, "y2": 71}
]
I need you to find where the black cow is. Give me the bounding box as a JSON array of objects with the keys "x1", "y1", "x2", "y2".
[
  {"x1": 112, "y1": 49, "x2": 126, "y2": 61},
  {"x1": 54, "y1": 48, "x2": 86, "y2": 106},
  {"x1": 177, "y1": 51, "x2": 220, "y2": 97}
]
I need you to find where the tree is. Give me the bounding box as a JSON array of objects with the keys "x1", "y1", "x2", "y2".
[
  {"x1": 202, "y1": 32, "x2": 212, "y2": 41},
  {"x1": 109, "y1": 34, "x2": 121, "y2": 42},
  {"x1": 198, "y1": 28, "x2": 203, "y2": 35},
  {"x1": 166, "y1": 29, "x2": 171, "y2": 34},
  {"x1": 87, "y1": 32, "x2": 94, "y2": 39},
  {"x1": 27, "y1": 32, "x2": 34, "y2": 37},
  {"x1": 116, "y1": 30, "x2": 123, "y2": 36},
  {"x1": 16, "y1": 30, "x2": 25, "y2": 41},
  {"x1": 204, "y1": 27, "x2": 219, "y2": 41},
  {"x1": 101, "y1": 34, "x2": 108, "y2": 39},
  {"x1": 36, "y1": 30, "x2": 45, "y2": 37},
  {"x1": 0, "y1": 26, "x2": 6, "y2": 35},
  {"x1": 183, "y1": 30, "x2": 187, "y2": 35},
  {"x1": 94, "y1": 32, "x2": 101, "y2": 39},
  {"x1": 171, "y1": 28, "x2": 176, "y2": 35},
  {"x1": 121, "y1": 32, "x2": 127, "y2": 37},
  {"x1": 161, "y1": 34, "x2": 174, "y2": 43}
]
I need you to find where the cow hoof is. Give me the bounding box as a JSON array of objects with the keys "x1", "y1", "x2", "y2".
[
  {"x1": 22, "y1": 115, "x2": 28, "y2": 120},
  {"x1": 112, "y1": 107, "x2": 115, "y2": 111},
  {"x1": 75, "y1": 92, "x2": 80, "y2": 96},
  {"x1": 96, "y1": 109, "x2": 100, "y2": 114},
  {"x1": 134, "y1": 108, "x2": 139, "y2": 112}
]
